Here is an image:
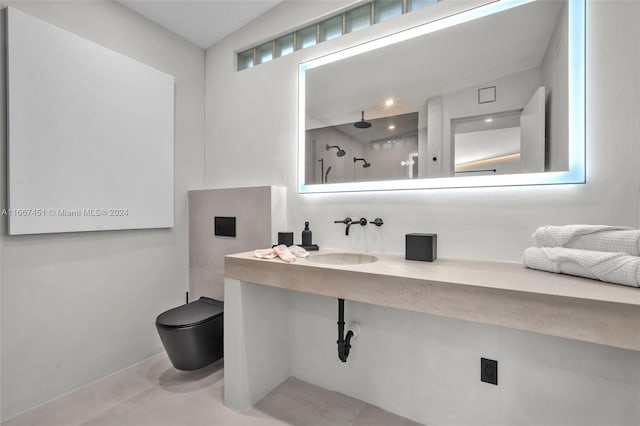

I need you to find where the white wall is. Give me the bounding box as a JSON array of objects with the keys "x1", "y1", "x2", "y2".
[
  {"x1": 225, "y1": 279, "x2": 640, "y2": 425},
  {"x1": 206, "y1": 0, "x2": 640, "y2": 424},
  {"x1": 205, "y1": 0, "x2": 640, "y2": 260},
  {"x1": 288, "y1": 291, "x2": 640, "y2": 426},
  {"x1": 0, "y1": 1, "x2": 205, "y2": 420}
]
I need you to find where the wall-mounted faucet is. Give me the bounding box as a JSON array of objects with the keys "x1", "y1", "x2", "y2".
[
  {"x1": 334, "y1": 217, "x2": 367, "y2": 236},
  {"x1": 334, "y1": 217, "x2": 351, "y2": 225},
  {"x1": 334, "y1": 217, "x2": 351, "y2": 235},
  {"x1": 346, "y1": 218, "x2": 367, "y2": 235},
  {"x1": 370, "y1": 218, "x2": 383, "y2": 227}
]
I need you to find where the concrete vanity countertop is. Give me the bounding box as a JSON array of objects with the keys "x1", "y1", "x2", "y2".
[{"x1": 224, "y1": 249, "x2": 640, "y2": 351}]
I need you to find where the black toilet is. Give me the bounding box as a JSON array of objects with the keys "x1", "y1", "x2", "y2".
[{"x1": 155, "y1": 297, "x2": 224, "y2": 371}]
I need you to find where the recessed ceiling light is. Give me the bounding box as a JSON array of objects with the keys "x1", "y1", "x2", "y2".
[
  {"x1": 388, "y1": 125, "x2": 396, "y2": 130},
  {"x1": 485, "y1": 118, "x2": 493, "y2": 123},
  {"x1": 385, "y1": 98, "x2": 394, "y2": 106}
]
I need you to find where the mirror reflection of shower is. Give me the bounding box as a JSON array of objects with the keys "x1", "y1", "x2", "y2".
[
  {"x1": 326, "y1": 144, "x2": 346, "y2": 157},
  {"x1": 353, "y1": 157, "x2": 371, "y2": 168},
  {"x1": 354, "y1": 110, "x2": 372, "y2": 129},
  {"x1": 324, "y1": 166, "x2": 332, "y2": 183},
  {"x1": 318, "y1": 158, "x2": 324, "y2": 183},
  {"x1": 318, "y1": 158, "x2": 333, "y2": 183},
  {"x1": 306, "y1": 112, "x2": 418, "y2": 185}
]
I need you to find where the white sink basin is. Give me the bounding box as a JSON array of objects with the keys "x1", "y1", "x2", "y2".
[{"x1": 306, "y1": 253, "x2": 379, "y2": 265}]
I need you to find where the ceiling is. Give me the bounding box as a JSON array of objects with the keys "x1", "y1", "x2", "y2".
[
  {"x1": 117, "y1": 0, "x2": 282, "y2": 49},
  {"x1": 332, "y1": 112, "x2": 418, "y2": 145}
]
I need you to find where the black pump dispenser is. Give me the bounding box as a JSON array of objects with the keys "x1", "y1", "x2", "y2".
[{"x1": 302, "y1": 221, "x2": 312, "y2": 246}]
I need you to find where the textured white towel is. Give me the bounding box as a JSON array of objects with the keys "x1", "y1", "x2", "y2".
[
  {"x1": 532, "y1": 225, "x2": 640, "y2": 255},
  {"x1": 254, "y1": 248, "x2": 277, "y2": 259},
  {"x1": 274, "y1": 245, "x2": 296, "y2": 263},
  {"x1": 254, "y1": 245, "x2": 309, "y2": 263},
  {"x1": 522, "y1": 246, "x2": 640, "y2": 287},
  {"x1": 289, "y1": 245, "x2": 310, "y2": 258}
]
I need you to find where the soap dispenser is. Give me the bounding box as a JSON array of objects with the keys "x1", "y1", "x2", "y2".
[{"x1": 302, "y1": 221, "x2": 312, "y2": 246}]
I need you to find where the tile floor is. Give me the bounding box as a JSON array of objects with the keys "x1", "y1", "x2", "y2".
[{"x1": 2, "y1": 354, "x2": 422, "y2": 426}]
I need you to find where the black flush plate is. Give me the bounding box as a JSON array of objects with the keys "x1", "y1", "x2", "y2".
[
  {"x1": 214, "y1": 216, "x2": 236, "y2": 237},
  {"x1": 481, "y1": 358, "x2": 498, "y2": 385}
]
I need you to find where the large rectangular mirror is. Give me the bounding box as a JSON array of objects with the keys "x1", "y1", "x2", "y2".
[{"x1": 298, "y1": 0, "x2": 585, "y2": 193}]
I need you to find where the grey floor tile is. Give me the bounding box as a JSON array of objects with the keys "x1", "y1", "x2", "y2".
[
  {"x1": 79, "y1": 359, "x2": 288, "y2": 426},
  {"x1": 250, "y1": 377, "x2": 366, "y2": 426},
  {"x1": 2, "y1": 354, "x2": 169, "y2": 426},
  {"x1": 79, "y1": 383, "x2": 226, "y2": 426},
  {"x1": 353, "y1": 404, "x2": 424, "y2": 426},
  {"x1": 4, "y1": 354, "x2": 420, "y2": 426},
  {"x1": 80, "y1": 360, "x2": 225, "y2": 426}
]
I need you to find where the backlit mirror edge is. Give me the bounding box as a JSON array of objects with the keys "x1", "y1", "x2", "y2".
[{"x1": 298, "y1": 0, "x2": 585, "y2": 194}]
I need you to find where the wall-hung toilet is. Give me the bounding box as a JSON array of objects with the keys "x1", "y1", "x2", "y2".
[{"x1": 155, "y1": 297, "x2": 224, "y2": 371}]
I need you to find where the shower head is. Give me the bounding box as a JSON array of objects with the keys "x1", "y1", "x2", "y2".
[
  {"x1": 354, "y1": 110, "x2": 372, "y2": 129},
  {"x1": 326, "y1": 144, "x2": 346, "y2": 157},
  {"x1": 353, "y1": 157, "x2": 371, "y2": 168}
]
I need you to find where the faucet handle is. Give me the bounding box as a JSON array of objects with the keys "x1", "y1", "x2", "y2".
[
  {"x1": 370, "y1": 218, "x2": 384, "y2": 226},
  {"x1": 358, "y1": 218, "x2": 368, "y2": 226},
  {"x1": 334, "y1": 217, "x2": 352, "y2": 224}
]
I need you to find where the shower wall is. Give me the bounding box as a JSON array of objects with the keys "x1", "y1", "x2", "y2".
[{"x1": 306, "y1": 127, "x2": 418, "y2": 184}]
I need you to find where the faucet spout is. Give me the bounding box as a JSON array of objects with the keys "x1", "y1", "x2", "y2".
[
  {"x1": 345, "y1": 220, "x2": 354, "y2": 236},
  {"x1": 334, "y1": 217, "x2": 352, "y2": 235},
  {"x1": 345, "y1": 218, "x2": 367, "y2": 235},
  {"x1": 335, "y1": 217, "x2": 367, "y2": 236}
]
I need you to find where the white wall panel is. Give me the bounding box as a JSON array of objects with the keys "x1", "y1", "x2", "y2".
[{"x1": 7, "y1": 7, "x2": 174, "y2": 234}]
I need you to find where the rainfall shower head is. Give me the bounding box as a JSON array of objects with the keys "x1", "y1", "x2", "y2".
[
  {"x1": 354, "y1": 110, "x2": 372, "y2": 129},
  {"x1": 353, "y1": 157, "x2": 371, "y2": 168},
  {"x1": 326, "y1": 144, "x2": 346, "y2": 157}
]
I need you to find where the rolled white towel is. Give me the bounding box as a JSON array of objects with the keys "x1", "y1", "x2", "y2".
[
  {"x1": 522, "y1": 246, "x2": 640, "y2": 288},
  {"x1": 532, "y1": 225, "x2": 640, "y2": 255}
]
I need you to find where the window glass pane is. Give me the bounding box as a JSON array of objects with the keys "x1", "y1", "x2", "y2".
[
  {"x1": 346, "y1": 4, "x2": 371, "y2": 33},
  {"x1": 319, "y1": 15, "x2": 342, "y2": 42},
  {"x1": 275, "y1": 33, "x2": 294, "y2": 57},
  {"x1": 407, "y1": 0, "x2": 437, "y2": 12},
  {"x1": 237, "y1": 49, "x2": 254, "y2": 71},
  {"x1": 255, "y1": 41, "x2": 273, "y2": 65},
  {"x1": 374, "y1": 0, "x2": 403, "y2": 23},
  {"x1": 296, "y1": 25, "x2": 317, "y2": 49}
]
